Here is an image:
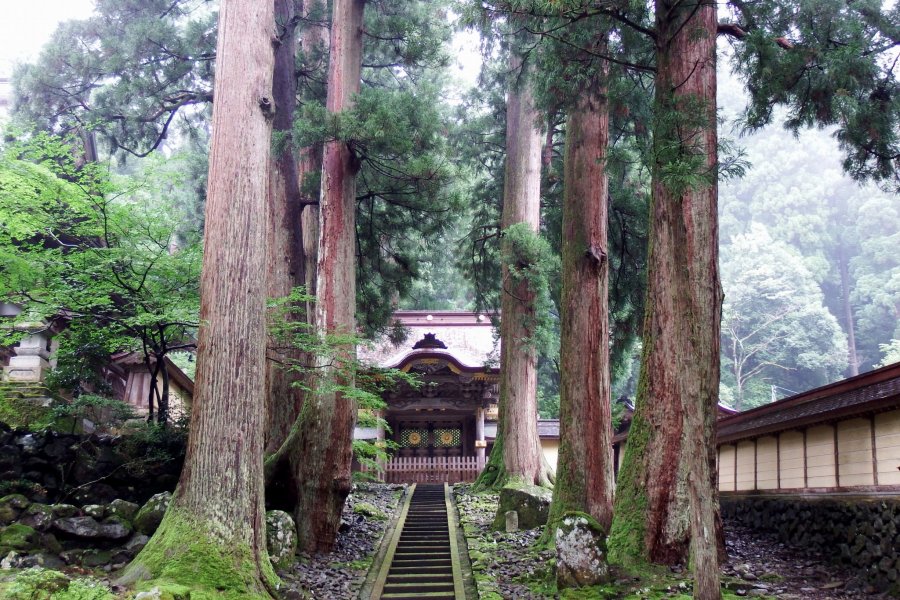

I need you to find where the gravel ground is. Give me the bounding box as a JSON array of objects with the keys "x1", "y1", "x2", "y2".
[
  {"x1": 453, "y1": 484, "x2": 896, "y2": 599},
  {"x1": 279, "y1": 482, "x2": 406, "y2": 600},
  {"x1": 723, "y1": 520, "x2": 892, "y2": 599}
]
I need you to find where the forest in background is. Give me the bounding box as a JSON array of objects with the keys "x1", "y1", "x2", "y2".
[
  {"x1": 1, "y1": 2, "x2": 897, "y2": 412},
  {"x1": 0, "y1": 0, "x2": 897, "y2": 596}
]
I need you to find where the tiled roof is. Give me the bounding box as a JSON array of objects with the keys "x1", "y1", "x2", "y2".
[
  {"x1": 717, "y1": 362, "x2": 900, "y2": 443},
  {"x1": 358, "y1": 310, "x2": 499, "y2": 370}
]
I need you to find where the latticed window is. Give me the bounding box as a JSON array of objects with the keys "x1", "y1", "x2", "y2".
[
  {"x1": 400, "y1": 428, "x2": 428, "y2": 448},
  {"x1": 433, "y1": 428, "x2": 461, "y2": 448}
]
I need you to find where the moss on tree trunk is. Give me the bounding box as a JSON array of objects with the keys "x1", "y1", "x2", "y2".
[
  {"x1": 120, "y1": 509, "x2": 277, "y2": 599},
  {"x1": 477, "y1": 42, "x2": 553, "y2": 493},
  {"x1": 545, "y1": 36, "x2": 615, "y2": 552},
  {"x1": 608, "y1": 2, "x2": 723, "y2": 598},
  {"x1": 122, "y1": 0, "x2": 278, "y2": 595}
]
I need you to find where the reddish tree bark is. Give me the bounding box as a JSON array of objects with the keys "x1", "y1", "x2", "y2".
[
  {"x1": 264, "y1": 0, "x2": 305, "y2": 457},
  {"x1": 475, "y1": 48, "x2": 550, "y2": 489},
  {"x1": 289, "y1": 0, "x2": 365, "y2": 553},
  {"x1": 298, "y1": 0, "x2": 329, "y2": 302},
  {"x1": 122, "y1": 0, "x2": 277, "y2": 595},
  {"x1": 608, "y1": 1, "x2": 723, "y2": 598},
  {"x1": 548, "y1": 49, "x2": 615, "y2": 535}
]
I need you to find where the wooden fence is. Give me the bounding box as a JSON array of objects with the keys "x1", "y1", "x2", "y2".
[{"x1": 360, "y1": 455, "x2": 485, "y2": 483}]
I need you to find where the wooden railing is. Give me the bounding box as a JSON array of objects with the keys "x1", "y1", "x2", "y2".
[{"x1": 360, "y1": 455, "x2": 485, "y2": 483}]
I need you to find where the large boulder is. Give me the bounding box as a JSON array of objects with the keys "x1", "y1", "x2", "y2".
[
  {"x1": 53, "y1": 515, "x2": 133, "y2": 541},
  {"x1": 133, "y1": 492, "x2": 172, "y2": 535},
  {"x1": 554, "y1": 513, "x2": 610, "y2": 589},
  {"x1": 491, "y1": 482, "x2": 552, "y2": 530},
  {"x1": 53, "y1": 516, "x2": 105, "y2": 538},
  {"x1": 266, "y1": 510, "x2": 297, "y2": 570}
]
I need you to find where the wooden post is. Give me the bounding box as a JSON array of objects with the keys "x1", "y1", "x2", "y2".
[
  {"x1": 833, "y1": 423, "x2": 841, "y2": 488},
  {"x1": 475, "y1": 406, "x2": 486, "y2": 468},
  {"x1": 376, "y1": 410, "x2": 386, "y2": 481},
  {"x1": 870, "y1": 415, "x2": 879, "y2": 486}
]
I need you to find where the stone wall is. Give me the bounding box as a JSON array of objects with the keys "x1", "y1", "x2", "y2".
[
  {"x1": 0, "y1": 423, "x2": 185, "y2": 506},
  {"x1": 721, "y1": 495, "x2": 900, "y2": 592}
]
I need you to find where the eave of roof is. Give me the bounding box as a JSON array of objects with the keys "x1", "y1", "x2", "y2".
[
  {"x1": 388, "y1": 350, "x2": 499, "y2": 375},
  {"x1": 717, "y1": 361, "x2": 900, "y2": 443}
]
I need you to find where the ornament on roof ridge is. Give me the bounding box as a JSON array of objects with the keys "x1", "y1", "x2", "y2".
[{"x1": 412, "y1": 332, "x2": 447, "y2": 350}]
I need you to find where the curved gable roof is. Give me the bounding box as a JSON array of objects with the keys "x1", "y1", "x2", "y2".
[{"x1": 358, "y1": 310, "x2": 499, "y2": 372}]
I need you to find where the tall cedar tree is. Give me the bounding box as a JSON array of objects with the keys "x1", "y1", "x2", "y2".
[
  {"x1": 546, "y1": 31, "x2": 615, "y2": 538},
  {"x1": 265, "y1": 0, "x2": 306, "y2": 456},
  {"x1": 474, "y1": 45, "x2": 553, "y2": 489},
  {"x1": 608, "y1": 2, "x2": 722, "y2": 599},
  {"x1": 293, "y1": 0, "x2": 366, "y2": 553},
  {"x1": 121, "y1": 0, "x2": 278, "y2": 596},
  {"x1": 262, "y1": 0, "x2": 326, "y2": 517},
  {"x1": 299, "y1": 0, "x2": 329, "y2": 302}
]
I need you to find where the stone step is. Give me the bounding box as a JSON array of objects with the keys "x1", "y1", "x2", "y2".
[
  {"x1": 387, "y1": 564, "x2": 452, "y2": 575},
  {"x1": 387, "y1": 573, "x2": 453, "y2": 584},
  {"x1": 383, "y1": 581, "x2": 455, "y2": 594}
]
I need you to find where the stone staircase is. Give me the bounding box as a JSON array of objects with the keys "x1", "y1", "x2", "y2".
[
  {"x1": 372, "y1": 483, "x2": 466, "y2": 599},
  {"x1": 0, "y1": 381, "x2": 55, "y2": 407}
]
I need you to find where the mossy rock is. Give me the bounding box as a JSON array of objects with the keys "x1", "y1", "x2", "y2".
[
  {"x1": 81, "y1": 549, "x2": 114, "y2": 568},
  {"x1": 51, "y1": 504, "x2": 80, "y2": 519},
  {"x1": 0, "y1": 393, "x2": 54, "y2": 430},
  {"x1": 0, "y1": 493, "x2": 30, "y2": 509},
  {"x1": 102, "y1": 515, "x2": 133, "y2": 540},
  {"x1": 265, "y1": 510, "x2": 297, "y2": 570},
  {"x1": 107, "y1": 498, "x2": 140, "y2": 522},
  {"x1": 555, "y1": 512, "x2": 610, "y2": 589},
  {"x1": 19, "y1": 503, "x2": 54, "y2": 531},
  {"x1": 352, "y1": 501, "x2": 387, "y2": 521},
  {"x1": 0, "y1": 504, "x2": 19, "y2": 526},
  {"x1": 82, "y1": 504, "x2": 105, "y2": 519},
  {"x1": 133, "y1": 492, "x2": 172, "y2": 535},
  {"x1": 0, "y1": 523, "x2": 41, "y2": 554},
  {"x1": 491, "y1": 482, "x2": 552, "y2": 530}
]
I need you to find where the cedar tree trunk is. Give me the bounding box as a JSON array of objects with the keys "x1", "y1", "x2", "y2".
[
  {"x1": 265, "y1": 0, "x2": 329, "y2": 488},
  {"x1": 289, "y1": 0, "x2": 365, "y2": 553},
  {"x1": 547, "y1": 59, "x2": 615, "y2": 536},
  {"x1": 475, "y1": 48, "x2": 551, "y2": 489},
  {"x1": 299, "y1": 0, "x2": 328, "y2": 304},
  {"x1": 839, "y1": 244, "x2": 859, "y2": 376},
  {"x1": 608, "y1": 2, "x2": 723, "y2": 599},
  {"x1": 264, "y1": 0, "x2": 306, "y2": 457},
  {"x1": 122, "y1": 0, "x2": 277, "y2": 596}
]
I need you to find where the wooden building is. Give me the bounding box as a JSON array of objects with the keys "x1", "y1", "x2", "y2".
[
  {"x1": 357, "y1": 311, "x2": 499, "y2": 482},
  {"x1": 715, "y1": 361, "x2": 900, "y2": 494},
  {"x1": 357, "y1": 310, "x2": 565, "y2": 482},
  {"x1": 611, "y1": 363, "x2": 900, "y2": 493}
]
